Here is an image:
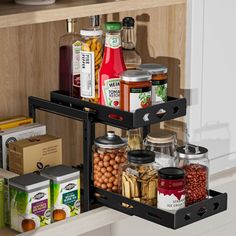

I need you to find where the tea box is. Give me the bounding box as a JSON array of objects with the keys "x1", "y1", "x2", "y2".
[
  {"x1": 41, "y1": 165, "x2": 80, "y2": 222},
  {"x1": 9, "y1": 173, "x2": 51, "y2": 232}
]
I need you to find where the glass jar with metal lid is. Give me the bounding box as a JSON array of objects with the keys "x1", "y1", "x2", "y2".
[
  {"x1": 138, "y1": 63, "x2": 168, "y2": 104},
  {"x1": 143, "y1": 129, "x2": 177, "y2": 169},
  {"x1": 93, "y1": 131, "x2": 128, "y2": 193},
  {"x1": 120, "y1": 70, "x2": 152, "y2": 112},
  {"x1": 177, "y1": 144, "x2": 209, "y2": 206},
  {"x1": 121, "y1": 150, "x2": 157, "y2": 206}
]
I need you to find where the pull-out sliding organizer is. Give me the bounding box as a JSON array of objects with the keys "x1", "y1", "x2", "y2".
[{"x1": 28, "y1": 91, "x2": 227, "y2": 229}]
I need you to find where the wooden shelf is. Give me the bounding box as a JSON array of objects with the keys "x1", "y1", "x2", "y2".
[
  {"x1": 0, "y1": 227, "x2": 17, "y2": 236},
  {"x1": 0, "y1": 0, "x2": 185, "y2": 28}
]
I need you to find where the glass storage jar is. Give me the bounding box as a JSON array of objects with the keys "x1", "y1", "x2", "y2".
[
  {"x1": 121, "y1": 150, "x2": 157, "y2": 206},
  {"x1": 93, "y1": 131, "x2": 127, "y2": 193},
  {"x1": 120, "y1": 70, "x2": 152, "y2": 112},
  {"x1": 138, "y1": 63, "x2": 168, "y2": 104},
  {"x1": 177, "y1": 144, "x2": 209, "y2": 206},
  {"x1": 80, "y1": 28, "x2": 103, "y2": 104},
  {"x1": 143, "y1": 130, "x2": 177, "y2": 169}
]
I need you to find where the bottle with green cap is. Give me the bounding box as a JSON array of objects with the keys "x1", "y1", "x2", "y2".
[{"x1": 99, "y1": 22, "x2": 126, "y2": 108}]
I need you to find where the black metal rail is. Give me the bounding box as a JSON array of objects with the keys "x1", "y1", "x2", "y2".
[{"x1": 28, "y1": 94, "x2": 227, "y2": 229}]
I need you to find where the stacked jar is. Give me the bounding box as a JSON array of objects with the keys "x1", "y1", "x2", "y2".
[
  {"x1": 143, "y1": 130, "x2": 177, "y2": 169},
  {"x1": 93, "y1": 131, "x2": 127, "y2": 193},
  {"x1": 80, "y1": 28, "x2": 103, "y2": 103},
  {"x1": 177, "y1": 145, "x2": 209, "y2": 206}
]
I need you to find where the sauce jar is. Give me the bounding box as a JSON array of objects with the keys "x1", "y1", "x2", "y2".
[
  {"x1": 138, "y1": 64, "x2": 168, "y2": 104},
  {"x1": 120, "y1": 70, "x2": 152, "y2": 112},
  {"x1": 80, "y1": 28, "x2": 103, "y2": 104},
  {"x1": 177, "y1": 145, "x2": 209, "y2": 206},
  {"x1": 158, "y1": 167, "x2": 185, "y2": 211},
  {"x1": 93, "y1": 131, "x2": 127, "y2": 193},
  {"x1": 121, "y1": 150, "x2": 157, "y2": 206},
  {"x1": 143, "y1": 130, "x2": 177, "y2": 169}
]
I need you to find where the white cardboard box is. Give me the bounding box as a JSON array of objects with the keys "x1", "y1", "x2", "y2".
[{"x1": 0, "y1": 123, "x2": 46, "y2": 169}]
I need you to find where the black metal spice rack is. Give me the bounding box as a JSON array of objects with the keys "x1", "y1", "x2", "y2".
[{"x1": 28, "y1": 91, "x2": 227, "y2": 230}]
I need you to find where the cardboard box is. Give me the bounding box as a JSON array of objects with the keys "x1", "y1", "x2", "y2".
[
  {"x1": 0, "y1": 177, "x2": 4, "y2": 228},
  {"x1": 9, "y1": 134, "x2": 62, "y2": 175},
  {"x1": 0, "y1": 169, "x2": 19, "y2": 226},
  {"x1": 0, "y1": 123, "x2": 46, "y2": 169},
  {"x1": 0, "y1": 116, "x2": 33, "y2": 131}
]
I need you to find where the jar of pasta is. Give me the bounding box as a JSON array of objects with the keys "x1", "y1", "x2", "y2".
[{"x1": 80, "y1": 28, "x2": 103, "y2": 103}]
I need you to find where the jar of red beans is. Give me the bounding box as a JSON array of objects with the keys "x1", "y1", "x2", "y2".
[
  {"x1": 177, "y1": 145, "x2": 209, "y2": 206},
  {"x1": 93, "y1": 131, "x2": 127, "y2": 193}
]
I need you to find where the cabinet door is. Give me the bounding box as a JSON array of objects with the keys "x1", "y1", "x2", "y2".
[{"x1": 187, "y1": 0, "x2": 236, "y2": 174}]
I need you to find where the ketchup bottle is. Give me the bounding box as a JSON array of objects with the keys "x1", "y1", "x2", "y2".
[{"x1": 99, "y1": 22, "x2": 126, "y2": 108}]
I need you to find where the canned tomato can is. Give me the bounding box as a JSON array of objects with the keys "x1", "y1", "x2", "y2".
[{"x1": 157, "y1": 167, "x2": 185, "y2": 211}]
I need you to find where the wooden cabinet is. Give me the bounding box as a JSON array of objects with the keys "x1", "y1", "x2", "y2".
[{"x1": 0, "y1": 0, "x2": 187, "y2": 235}]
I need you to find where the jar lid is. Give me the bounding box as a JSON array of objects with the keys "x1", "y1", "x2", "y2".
[
  {"x1": 158, "y1": 167, "x2": 184, "y2": 180},
  {"x1": 105, "y1": 22, "x2": 122, "y2": 31},
  {"x1": 138, "y1": 64, "x2": 168, "y2": 75},
  {"x1": 94, "y1": 131, "x2": 127, "y2": 149},
  {"x1": 177, "y1": 144, "x2": 208, "y2": 159},
  {"x1": 121, "y1": 70, "x2": 151, "y2": 82},
  {"x1": 122, "y1": 17, "x2": 135, "y2": 27},
  {"x1": 146, "y1": 130, "x2": 177, "y2": 144},
  {"x1": 80, "y1": 28, "x2": 103, "y2": 37},
  {"x1": 128, "y1": 150, "x2": 155, "y2": 164}
]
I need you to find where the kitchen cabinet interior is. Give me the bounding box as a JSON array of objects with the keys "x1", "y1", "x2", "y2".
[{"x1": 0, "y1": 0, "x2": 187, "y2": 234}]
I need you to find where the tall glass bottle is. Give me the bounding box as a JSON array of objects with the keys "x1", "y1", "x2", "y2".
[
  {"x1": 99, "y1": 22, "x2": 126, "y2": 108},
  {"x1": 59, "y1": 19, "x2": 82, "y2": 98},
  {"x1": 122, "y1": 17, "x2": 142, "y2": 69}
]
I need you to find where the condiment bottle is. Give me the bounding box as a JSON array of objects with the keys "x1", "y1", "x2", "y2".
[
  {"x1": 93, "y1": 131, "x2": 127, "y2": 193},
  {"x1": 99, "y1": 22, "x2": 126, "y2": 108},
  {"x1": 80, "y1": 28, "x2": 103, "y2": 103},
  {"x1": 120, "y1": 70, "x2": 152, "y2": 112},
  {"x1": 127, "y1": 128, "x2": 142, "y2": 150},
  {"x1": 122, "y1": 17, "x2": 142, "y2": 69},
  {"x1": 177, "y1": 144, "x2": 209, "y2": 206},
  {"x1": 143, "y1": 130, "x2": 177, "y2": 169},
  {"x1": 121, "y1": 150, "x2": 157, "y2": 206},
  {"x1": 138, "y1": 64, "x2": 168, "y2": 104},
  {"x1": 158, "y1": 167, "x2": 185, "y2": 211},
  {"x1": 59, "y1": 19, "x2": 82, "y2": 98}
]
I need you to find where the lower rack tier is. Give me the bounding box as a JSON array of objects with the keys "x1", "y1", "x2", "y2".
[{"x1": 93, "y1": 187, "x2": 227, "y2": 229}]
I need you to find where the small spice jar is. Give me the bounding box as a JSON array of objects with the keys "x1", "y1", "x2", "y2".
[
  {"x1": 143, "y1": 130, "x2": 177, "y2": 169},
  {"x1": 138, "y1": 64, "x2": 168, "y2": 104},
  {"x1": 121, "y1": 150, "x2": 157, "y2": 206},
  {"x1": 177, "y1": 145, "x2": 209, "y2": 206},
  {"x1": 80, "y1": 28, "x2": 103, "y2": 103},
  {"x1": 127, "y1": 128, "x2": 142, "y2": 150},
  {"x1": 93, "y1": 131, "x2": 127, "y2": 193},
  {"x1": 158, "y1": 167, "x2": 185, "y2": 211},
  {"x1": 120, "y1": 70, "x2": 152, "y2": 112}
]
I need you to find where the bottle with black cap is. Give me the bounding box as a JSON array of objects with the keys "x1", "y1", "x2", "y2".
[
  {"x1": 122, "y1": 17, "x2": 142, "y2": 69},
  {"x1": 121, "y1": 150, "x2": 157, "y2": 206}
]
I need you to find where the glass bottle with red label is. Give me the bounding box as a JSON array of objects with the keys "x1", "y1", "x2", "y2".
[
  {"x1": 99, "y1": 22, "x2": 126, "y2": 108},
  {"x1": 59, "y1": 19, "x2": 82, "y2": 98}
]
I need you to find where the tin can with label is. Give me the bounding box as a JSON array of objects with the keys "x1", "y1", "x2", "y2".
[{"x1": 157, "y1": 167, "x2": 185, "y2": 211}]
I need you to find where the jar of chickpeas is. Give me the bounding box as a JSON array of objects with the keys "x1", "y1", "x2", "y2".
[
  {"x1": 80, "y1": 28, "x2": 103, "y2": 103},
  {"x1": 93, "y1": 131, "x2": 127, "y2": 193}
]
